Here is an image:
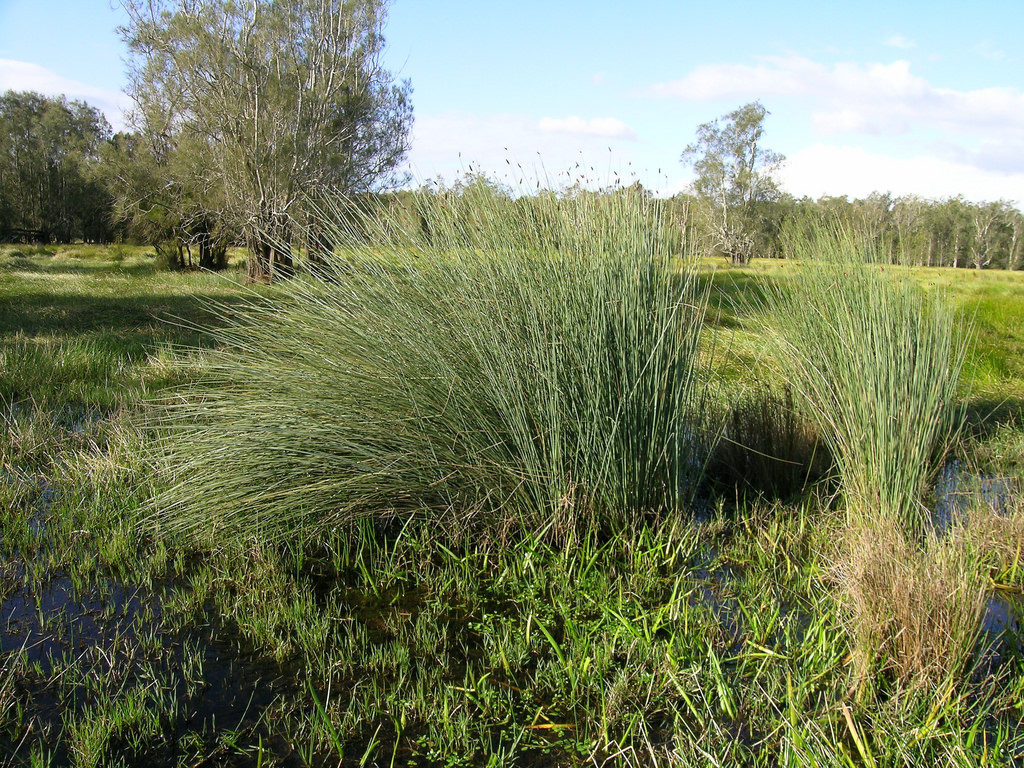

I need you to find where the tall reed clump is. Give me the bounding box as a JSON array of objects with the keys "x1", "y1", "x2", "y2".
[
  {"x1": 764, "y1": 227, "x2": 967, "y2": 536},
  {"x1": 149, "y1": 185, "x2": 715, "y2": 544},
  {"x1": 764, "y1": 227, "x2": 981, "y2": 687}
]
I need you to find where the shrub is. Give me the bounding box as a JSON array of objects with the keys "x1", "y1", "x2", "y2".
[
  {"x1": 107, "y1": 243, "x2": 132, "y2": 263},
  {"x1": 150, "y1": 187, "x2": 717, "y2": 544},
  {"x1": 152, "y1": 241, "x2": 184, "y2": 271}
]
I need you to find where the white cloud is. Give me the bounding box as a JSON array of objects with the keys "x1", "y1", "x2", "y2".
[
  {"x1": 591, "y1": 72, "x2": 607, "y2": 87},
  {"x1": 780, "y1": 143, "x2": 1024, "y2": 206},
  {"x1": 645, "y1": 54, "x2": 1024, "y2": 143},
  {"x1": 538, "y1": 116, "x2": 637, "y2": 140},
  {"x1": 645, "y1": 56, "x2": 817, "y2": 101},
  {"x1": 885, "y1": 34, "x2": 915, "y2": 50},
  {"x1": 0, "y1": 59, "x2": 129, "y2": 129}
]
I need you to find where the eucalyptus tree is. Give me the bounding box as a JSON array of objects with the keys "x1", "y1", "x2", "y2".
[
  {"x1": 121, "y1": 0, "x2": 412, "y2": 280},
  {"x1": 681, "y1": 101, "x2": 784, "y2": 264},
  {"x1": 892, "y1": 195, "x2": 927, "y2": 264},
  {"x1": 967, "y1": 200, "x2": 1021, "y2": 270},
  {"x1": 1008, "y1": 207, "x2": 1024, "y2": 270}
]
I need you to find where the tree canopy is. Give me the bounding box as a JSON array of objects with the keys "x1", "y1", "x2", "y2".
[
  {"x1": 681, "y1": 101, "x2": 784, "y2": 264},
  {"x1": 119, "y1": 0, "x2": 413, "y2": 278},
  {"x1": 0, "y1": 91, "x2": 114, "y2": 244}
]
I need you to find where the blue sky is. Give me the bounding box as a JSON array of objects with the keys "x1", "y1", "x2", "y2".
[{"x1": 1, "y1": 0, "x2": 1021, "y2": 203}]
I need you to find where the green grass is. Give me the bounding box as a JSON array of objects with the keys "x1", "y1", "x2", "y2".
[
  {"x1": 0, "y1": 241, "x2": 1022, "y2": 766},
  {"x1": 150, "y1": 189, "x2": 716, "y2": 543},
  {"x1": 706, "y1": 256, "x2": 1024, "y2": 401},
  {"x1": 0, "y1": 246, "x2": 251, "y2": 411}
]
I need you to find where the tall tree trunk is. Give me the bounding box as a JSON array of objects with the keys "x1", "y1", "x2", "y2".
[
  {"x1": 247, "y1": 231, "x2": 272, "y2": 281},
  {"x1": 197, "y1": 225, "x2": 228, "y2": 270},
  {"x1": 247, "y1": 234, "x2": 292, "y2": 282},
  {"x1": 270, "y1": 213, "x2": 294, "y2": 278},
  {"x1": 246, "y1": 215, "x2": 293, "y2": 281}
]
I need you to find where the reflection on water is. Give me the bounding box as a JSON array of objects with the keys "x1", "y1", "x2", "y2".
[
  {"x1": 932, "y1": 461, "x2": 1021, "y2": 635},
  {"x1": 932, "y1": 460, "x2": 1018, "y2": 534},
  {"x1": 984, "y1": 592, "x2": 1022, "y2": 635}
]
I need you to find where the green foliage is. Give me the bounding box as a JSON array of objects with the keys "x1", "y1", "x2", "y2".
[
  {"x1": 150, "y1": 188, "x2": 716, "y2": 542},
  {"x1": 763, "y1": 227, "x2": 968, "y2": 534},
  {"x1": 103, "y1": 131, "x2": 232, "y2": 270},
  {"x1": 681, "y1": 101, "x2": 785, "y2": 264},
  {"x1": 120, "y1": 0, "x2": 413, "y2": 280},
  {"x1": 0, "y1": 90, "x2": 113, "y2": 244},
  {"x1": 780, "y1": 192, "x2": 1024, "y2": 270}
]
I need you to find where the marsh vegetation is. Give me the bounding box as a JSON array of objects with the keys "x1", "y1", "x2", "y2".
[{"x1": 1, "y1": 189, "x2": 1022, "y2": 766}]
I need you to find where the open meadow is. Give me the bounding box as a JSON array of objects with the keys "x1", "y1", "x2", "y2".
[{"x1": 1, "y1": 221, "x2": 1022, "y2": 767}]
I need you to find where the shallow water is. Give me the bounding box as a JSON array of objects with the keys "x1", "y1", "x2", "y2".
[
  {"x1": 931, "y1": 461, "x2": 1022, "y2": 636},
  {"x1": 984, "y1": 593, "x2": 1021, "y2": 635},
  {"x1": 0, "y1": 468, "x2": 308, "y2": 764},
  {"x1": 932, "y1": 459, "x2": 1019, "y2": 533},
  {"x1": 0, "y1": 567, "x2": 305, "y2": 764}
]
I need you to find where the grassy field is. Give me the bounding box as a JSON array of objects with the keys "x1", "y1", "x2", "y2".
[{"x1": 1, "y1": 243, "x2": 1022, "y2": 767}]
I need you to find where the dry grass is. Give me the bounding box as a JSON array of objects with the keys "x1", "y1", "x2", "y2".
[
  {"x1": 839, "y1": 523, "x2": 988, "y2": 690},
  {"x1": 954, "y1": 497, "x2": 1024, "y2": 581}
]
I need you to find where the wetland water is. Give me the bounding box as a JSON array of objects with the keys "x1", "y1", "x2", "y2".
[
  {"x1": 1, "y1": 460, "x2": 1020, "y2": 764},
  {"x1": 933, "y1": 461, "x2": 1022, "y2": 634}
]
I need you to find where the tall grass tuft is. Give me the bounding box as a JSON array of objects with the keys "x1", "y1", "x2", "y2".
[
  {"x1": 764, "y1": 227, "x2": 968, "y2": 536},
  {"x1": 149, "y1": 186, "x2": 715, "y2": 543},
  {"x1": 766, "y1": 226, "x2": 980, "y2": 689}
]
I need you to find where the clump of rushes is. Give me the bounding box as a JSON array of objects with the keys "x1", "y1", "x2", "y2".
[
  {"x1": 764, "y1": 227, "x2": 968, "y2": 537},
  {"x1": 149, "y1": 184, "x2": 715, "y2": 544},
  {"x1": 765, "y1": 226, "x2": 981, "y2": 688}
]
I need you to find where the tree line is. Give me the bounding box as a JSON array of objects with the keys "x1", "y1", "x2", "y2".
[
  {"x1": 0, "y1": 91, "x2": 116, "y2": 244},
  {"x1": 1, "y1": 15, "x2": 1021, "y2": 274},
  {"x1": 675, "y1": 101, "x2": 1023, "y2": 269},
  {"x1": 662, "y1": 187, "x2": 1024, "y2": 270}
]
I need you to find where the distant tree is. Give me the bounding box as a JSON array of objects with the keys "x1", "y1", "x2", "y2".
[
  {"x1": 968, "y1": 201, "x2": 1003, "y2": 270},
  {"x1": 681, "y1": 101, "x2": 784, "y2": 264},
  {"x1": 121, "y1": 0, "x2": 413, "y2": 280},
  {"x1": 1008, "y1": 208, "x2": 1024, "y2": 270},
  {"x1": 967, "y1": 200, "x2": 1020, "y2": 270},
  {"x1": 0, "y1": 91, "x2": 113, "y2": 243},
  {"x1": 892, "y1": 195, "x2": 927, "y2": 264},
  {"x1": 762, "y1": 189, "x2": 1023, "y2": 270}
]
